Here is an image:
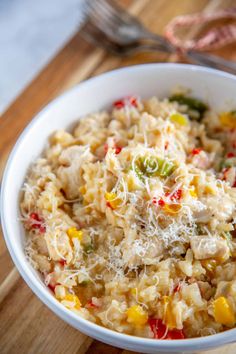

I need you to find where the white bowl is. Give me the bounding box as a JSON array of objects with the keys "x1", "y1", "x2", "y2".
[{"x1": 1, "y1": 64, "x2": 236, "y2": 354}]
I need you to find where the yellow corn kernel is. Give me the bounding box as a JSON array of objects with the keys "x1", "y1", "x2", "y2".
[
  {"x1": 79, "y1": 186, "x2": 86, "y2": 195},
  {"x1": 170, "y1": 113, "x2": 189, "y2": 126},
  {"x1": 220, "y1": 112, "x2": 236, "y2": 129},
  {"x1": 189, "y1": 187, "x2": 197, "y2": 198},
  {"x1": 164, "y1": 203, "x2": 181, "y2": 214},
  {"x1": 126, "y1": 305, "x2": 148, "y2": 326},
  {"x1": 67, "y1": 227, "x2": 76, "y2": 236},
  {"x1": 201, "y1": 259, "x2": 217, "y2": 273},
  {"x1": 105, "y1": 192, "x2": 116, "y2": 201},
  {"x1": 105, "y1": 192, "x2": 122, "y2": 209},
  {"x1": 205, "y1": 185, "x2": 216, "y2": 195},
  {"x1": 162, "y1": 296, "x2": 176, "y2": 329},
  {"x1": 213, "y1": 297, "x2": 235, "y2": 326},
  {"x1": 130, "y1": 288, "x2": 138, "y2": 296},
  {"x1": 55, "y1": 285, "x2": 66, "y2": 300},
  {"x1": 67, "y1": 227, "x2": 83, "y2": 241},
  {"x1": 63, "y1": 294, "x2": 81, "y2": 310}
]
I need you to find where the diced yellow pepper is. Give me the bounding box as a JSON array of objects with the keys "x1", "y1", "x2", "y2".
[
  {"x1": 205, "y1": 185, "x2": 216, "y2": 195},
  {"x1": 170, "y1": 113, "x2": 189, "y2": 126},
  {"x1": 164, "y1": 204, "x2": 181, "y2": 214},
  {"x1": 219, "y1": 112, "x2": 236, "y2": 129},
  {"x1": 67, "y1": 227, "x2": 83, "y2": 241},
  {"x1": 126, "y1": 305, "x2": 148, "y2": 326},
  {"x1": 162, "y1": 296, "x2": 176, "y2": 329},
  {"x1": 63, "y1": 294, "x2": 81, "y2": 310},
  {"x1": 189, "y1": 186, "x2": 197, "y2": 198},
  {"x1": 213, "y1": 297, "x2": 235, "y2": 326},
  {"x1": 105, "y1": 192, "x2": 122, "y2": 209}
]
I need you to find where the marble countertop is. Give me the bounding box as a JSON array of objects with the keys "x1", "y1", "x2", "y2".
[{"x1": 0, "y1": 0, "x2": 84, "y2": 114}]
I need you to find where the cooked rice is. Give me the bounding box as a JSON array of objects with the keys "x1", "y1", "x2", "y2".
[{"x1": 20, "y1": 94, "x2": 236, "y2": 339}]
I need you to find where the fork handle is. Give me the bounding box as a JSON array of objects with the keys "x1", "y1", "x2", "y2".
[
  {"x1": 140, "y1": 29, "x2": 236, "y2": 74},
  {"x1": 184, "y1": 50, "x2": 236, "y2": 74}
]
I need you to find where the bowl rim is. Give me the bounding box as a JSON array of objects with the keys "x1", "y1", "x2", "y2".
[{"x1": 1, "y1": 63, "x2": 236, "y2": 351}]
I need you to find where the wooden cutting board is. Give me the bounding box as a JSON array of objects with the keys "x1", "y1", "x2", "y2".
[{"x1": 1, "y1": 1, "x2": 236, "y2": 353}]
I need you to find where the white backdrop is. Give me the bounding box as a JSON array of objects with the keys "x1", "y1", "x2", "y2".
[{"x1": 0, "y1": 0, "x2": 84, "y2": 114}]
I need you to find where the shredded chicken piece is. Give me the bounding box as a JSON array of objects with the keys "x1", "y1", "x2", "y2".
[
  {"x1": 57, "y1": 146, "x2": 94, "y2": 199},
  {"x1": 190, "y1": 236, "x2": 230, "y2": 260}
]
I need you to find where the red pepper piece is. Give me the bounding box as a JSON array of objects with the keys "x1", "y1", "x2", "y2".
[
  {"x1": 106, "y1": 201, "x2": 113, "y2": 210},
  {"x1": 48, "y1": 283, "x2": 56, "y2": 293},
  {"x1": 104, "y1": 143, "x2": 122, "y2": 155},
  {"x1": 164, "y1": 142, "x2": 169, "y2": 150},
  {"x1": 115, "y1": 146, "x2": 122, "y2": 154},
  {"x1": 227, "y1": 152, "x2": 235, "y2": 158},
  {"x1": 148, "y1": 318, "x2": 167, "y2": 339},
  {"x1": 233, "y1": 179, "x2": 236, "y2": 188},
  {"x1": 113, "y1": 96, "x2": 138, "y2": 109},
  {"x1": 113, "y1": 99, "x2": 125, "y2": 109},
  {"x1": 158, "y1": 198, "x2": 165, "y2": 207},
  {"x1": 191, "y1": 148, "x2": 202, "y2": 155},
  {"x1": 149, "y1": 318, "x2": 185, "y2": 340},
  {"x1": 129, "y1": 96, "x2": 138, "y2": 107},
  {"x1": 166, "y1": 329, "x2": 185, "y2": 340},
  {"x1": 169, "y1": 189, "x2": 182, "y2": 201},
  {"x1": 39, "y1": 225, "x2": 46, "y2": 233},
  {"x1": 30, "y1": 212, "x2": 40, "y2": 221},
  {"x1": 152, "y1": 197, "x2": 157, "y2": 205},
  {"x1": 86, "y1": 300, "x2": 99, "y2": 309},
  {"x1": 173, "y1": 283, "x2": 181, "y2": 293},
  {"x1": 29, "y1": 212, "x2": 46, "y2": 233},
  {"x1": 59, "y1": 259, "x2": 67, "y2": 266}
]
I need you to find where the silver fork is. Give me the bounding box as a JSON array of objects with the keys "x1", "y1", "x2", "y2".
[
  {"x1": 81, "y1": 0, "x2": 236, "y2": 74},
  {"x1": 81, "y1": 0, "x2": 174, "y2": 51},
  {"x1": 80, "y1": 18, "x2": 173, "y2": 56}
]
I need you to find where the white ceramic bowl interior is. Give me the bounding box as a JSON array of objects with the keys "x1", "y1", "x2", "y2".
[{"x1": 1, "y1": 64, "x2": 236, "y2": 354}]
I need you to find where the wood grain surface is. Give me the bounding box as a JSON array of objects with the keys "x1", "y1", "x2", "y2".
[{"x1": 0, "y1": 1, "x2": 236, "y2": 353}]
